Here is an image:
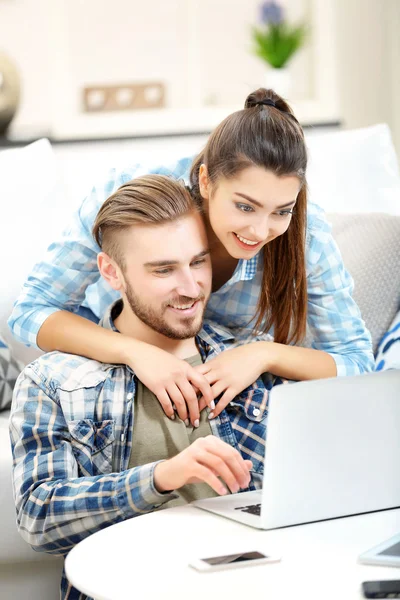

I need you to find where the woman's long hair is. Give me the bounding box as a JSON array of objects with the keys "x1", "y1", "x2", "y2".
[{"x1": 190, "y1": 88, "x2": 308, "y2": 345}]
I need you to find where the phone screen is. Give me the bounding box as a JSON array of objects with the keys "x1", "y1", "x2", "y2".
[
  {"x1": 363, "y1": 580, "x2": 400, "y2": 598},
  {"x1": 202, "y1": 551, "x2": 268, "y2": 566}
]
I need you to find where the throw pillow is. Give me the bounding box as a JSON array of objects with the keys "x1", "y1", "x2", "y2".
[
  {"x1": 306, "y1": 124, "x2": 400, "y2": 215},
  {"x1": 327, "y1": 213, "x2": 400, "y2": 354},
  {"x1": 0, "y1": 138, "x2": 69, "y2": 364},
  {"x1": 375, "y1": 310, "x2": 400, "y2": 371},
  {"x1": 0, "y1": 335, "x2": 23, "y2": 412}
]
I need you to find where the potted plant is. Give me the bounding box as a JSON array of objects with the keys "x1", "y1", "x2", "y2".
[{"x1": 251, "y1": 1, "x2": 307, "y2": 98}]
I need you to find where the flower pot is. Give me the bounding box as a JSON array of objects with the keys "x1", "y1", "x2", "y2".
[{"x1": 265, "y1": 67, "x2": 291, "y2": 99}]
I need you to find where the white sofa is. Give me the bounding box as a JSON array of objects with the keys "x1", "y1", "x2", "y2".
[{"x1": 0, "y1": 124, "x2": 399, "y2": 600}]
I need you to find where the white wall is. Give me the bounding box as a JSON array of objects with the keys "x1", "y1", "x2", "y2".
[
  {"x1": 335, "y1": 0, "x2": 400, "y2": 154},
  {"x1": 1, "y1": 0, "x2": 399, "y2": 153},
  {"x1": 1, "y1": 0, "x2": 340, "y2": 138}
]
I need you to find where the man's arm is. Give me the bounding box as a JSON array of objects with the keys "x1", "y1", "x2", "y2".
[{"x1": 10, "y1": 370, "x2": 177, "y2": 556}]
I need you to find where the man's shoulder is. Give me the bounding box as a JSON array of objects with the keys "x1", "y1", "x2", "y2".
[{"x1": 22, "y1": 352, "x2": 111, "y2": 394}]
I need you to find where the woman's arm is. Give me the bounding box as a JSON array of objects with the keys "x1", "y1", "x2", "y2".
[
  {"x1": 38, "y1": 310, "x2": 213, "y2": 425},
  {"x1": 8, "y1": 166, "x2": 135, "y2": 349},
  {"x1": 304, "y1": 203, "x2": 375, "y2": 376}
]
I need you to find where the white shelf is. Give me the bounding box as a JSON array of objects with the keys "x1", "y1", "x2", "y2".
[{"x1": 9, "y1": 100, "x2": 340, "y2": 143}]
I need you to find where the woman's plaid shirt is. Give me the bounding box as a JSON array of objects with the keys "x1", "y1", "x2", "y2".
[{"x1": 10, "y1": 305, "x2": 283, "y2": 599}]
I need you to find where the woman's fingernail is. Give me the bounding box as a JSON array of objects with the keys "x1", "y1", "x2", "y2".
[
  {"x1": 208, "y1": 412, "x2": 215, "y2": 420},
  {"x1": 210, "y1": 400, "x2": 215, "y2": 410},
  {"x1": 170, "y1": 413, "x2": 175, "y2": 420},
  {"x1": 194, "y1": 419, "x2": 200, "y2": 428},
  {"x1": 184, "y1": 419, "x2": 190, "y2": 427}
]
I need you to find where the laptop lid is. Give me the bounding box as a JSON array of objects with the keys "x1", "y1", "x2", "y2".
[{"x1": 261, "y1": 370, "x2": 400, "y2": 529}]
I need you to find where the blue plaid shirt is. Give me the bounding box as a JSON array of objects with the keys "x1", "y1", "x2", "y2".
[
  {"x1": 8, "y1": 155, "x2": 374, "y2": 376},
  {"x1": 10, "y1": 303, "x2": 279, "y2": 599}
]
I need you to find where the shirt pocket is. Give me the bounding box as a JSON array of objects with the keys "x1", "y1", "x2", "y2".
[
  {"x1": 228, "y1": 384, "x2": 269, "y2": 423},
  {"x1": 68, "y1": 419, "x2": 115, "y2": 476}
]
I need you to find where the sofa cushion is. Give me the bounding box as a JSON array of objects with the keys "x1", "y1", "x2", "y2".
[
  {"x1": 0, "y1": 139, "x2": 62, "y2": 366},
  {"x1": 328, "y1": 213, "x2": 400, "y2": 354},
  {"x1": 375, "y1": 310, "x2": 400, "y2": 371},
  {"x1": 306, "y1": 124, "x2": 400, "y2": 215},
  {"x1": 0, "y1": 336, "x2": 23, "y2": 412}
]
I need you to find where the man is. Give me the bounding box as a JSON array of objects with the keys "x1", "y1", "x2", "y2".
[{"x1": 10, "y1": 175, "x2": 276, "y2": 599}]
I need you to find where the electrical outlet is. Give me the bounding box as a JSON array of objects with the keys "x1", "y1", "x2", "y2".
[{"x1": 83, "y1": 82, "x2": 165, "y2": 112}]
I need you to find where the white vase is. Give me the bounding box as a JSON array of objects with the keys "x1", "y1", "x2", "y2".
[{"x1": 265, "y1": 67, "x2": 291, "y2": 99}]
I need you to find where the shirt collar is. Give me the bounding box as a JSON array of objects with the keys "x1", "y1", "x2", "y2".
[{"x1": 233, "y1": 254, "x2": 260, "y2": 283}]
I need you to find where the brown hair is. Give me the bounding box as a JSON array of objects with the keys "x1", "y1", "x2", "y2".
[
  {"x1": 190, "y1": 88, "x2": 308, "y2": 345},
  {"x1": 93, "y1": 174, "x2": 201, "y2": 269}
]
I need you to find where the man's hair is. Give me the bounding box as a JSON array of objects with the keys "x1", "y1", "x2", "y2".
[{"x1": 93, "y1": 174, "x2": 202, "y2": 269}]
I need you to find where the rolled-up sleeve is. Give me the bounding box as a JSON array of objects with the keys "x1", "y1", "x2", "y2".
[{"x1": 306, "y1": 206, "x2": 374, "y2": 376}]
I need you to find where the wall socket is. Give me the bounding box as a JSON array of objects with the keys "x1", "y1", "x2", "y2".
[{"x1": 83, "y1": 82, "x2": 165, "y2": 112}]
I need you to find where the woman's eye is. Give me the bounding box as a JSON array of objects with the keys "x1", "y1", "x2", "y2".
[
  {"x1": 275, "y1": 209, "x2": 294, "y2": 217},
  {"x1": 235, "y1": 203, "x2": 254, "y2": 213}
]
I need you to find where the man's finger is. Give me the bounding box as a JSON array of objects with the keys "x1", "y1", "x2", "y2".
[
  {"x1": 193, "y1": 463, "x2": 228, "y2": 496},
  {"x1": 196, "y1": 449, "x2": 242, "y2": 494}
]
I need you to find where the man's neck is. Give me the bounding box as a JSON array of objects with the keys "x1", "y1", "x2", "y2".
[{"x1": 114, "y1": 305, "x2": 199, "y2": 360}]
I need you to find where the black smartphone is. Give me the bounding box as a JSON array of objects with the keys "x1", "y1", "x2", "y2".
[{"x1": 362, "y1": 580, "x2": 400, "y2": 598}]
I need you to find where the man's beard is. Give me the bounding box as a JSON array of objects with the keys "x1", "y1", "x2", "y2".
[{"x1": 124, "y1": 280, "x2": 206, "y2": 340}]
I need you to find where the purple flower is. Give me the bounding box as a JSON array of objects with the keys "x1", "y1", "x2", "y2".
[{"x1": 260, "y1": 1, "x2": 284, "y2": 26}]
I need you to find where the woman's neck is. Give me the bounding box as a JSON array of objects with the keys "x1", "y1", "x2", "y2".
[{"x1": 205, "y1": 216, "x2": 239, "y2": 292}]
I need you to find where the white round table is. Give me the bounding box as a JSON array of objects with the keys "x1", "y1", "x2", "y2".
[{"x1": 65, "y1": 506, "x2": 400, "y2": 600}]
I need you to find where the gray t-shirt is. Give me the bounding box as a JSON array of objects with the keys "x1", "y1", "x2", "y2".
[{"x1": 128, "y1": 354, "x2": 219, "y2": 507}]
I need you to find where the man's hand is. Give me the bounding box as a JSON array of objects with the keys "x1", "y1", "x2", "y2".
[{"x1": 153, "y1": 436, "x2": 253, "y2": 496}]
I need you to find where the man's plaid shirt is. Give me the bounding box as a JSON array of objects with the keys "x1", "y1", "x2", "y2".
[{"x1": 10, "y1": 303, "x2": 283, "y2": 599}]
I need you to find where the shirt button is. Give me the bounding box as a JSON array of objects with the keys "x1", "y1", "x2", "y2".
[
  {"x1": 252, "y1": 408, "x2": 260, "y2": 417},
  {"x1": 127, "y1": 392, "x2": 134, "y2": 400}
]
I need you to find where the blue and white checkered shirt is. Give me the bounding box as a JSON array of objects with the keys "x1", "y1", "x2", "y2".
[
  {"x1": 10, "y1": 303, "x2": 280, "y2": 599},
  {"x1": 8, "y1": 155, "x2": 374, "y2": 376}
]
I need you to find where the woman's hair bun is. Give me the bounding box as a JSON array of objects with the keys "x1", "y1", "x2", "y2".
[{"x1": 245, "y1": 87, "x2": 293, "y2": 115}]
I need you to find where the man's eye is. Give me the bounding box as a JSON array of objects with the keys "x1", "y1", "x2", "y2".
[
  {"x1": 154, "y1": 268, "x2": 172, "y2": 275},
  {"x1": 191, "y1": 259, "x2": 206, "y2": 267},
  {"x1": 235, "y1": 203, "x2": 254, "y2": 213}
]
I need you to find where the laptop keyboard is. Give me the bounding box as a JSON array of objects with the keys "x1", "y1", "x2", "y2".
[{"x1": 234, "y1": 503, "x2": 261, "y2": 516}]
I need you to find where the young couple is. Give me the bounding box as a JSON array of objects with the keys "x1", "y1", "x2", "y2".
[{"x1": 10, "y1": 88, "x2": 373, "y2": 599}]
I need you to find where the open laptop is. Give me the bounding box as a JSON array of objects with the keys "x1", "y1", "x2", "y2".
[{"x1": 192, "y1": 370, "x2": 400, "y2": 529}]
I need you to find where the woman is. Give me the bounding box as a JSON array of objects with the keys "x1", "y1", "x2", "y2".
[{"x1": 9, "y1": 88, "x2": 374, "y2": 425}]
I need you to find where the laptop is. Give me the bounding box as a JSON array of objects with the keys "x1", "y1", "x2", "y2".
[{"x1": 193, "y1": 370, "x2": 400, "y2": 529}]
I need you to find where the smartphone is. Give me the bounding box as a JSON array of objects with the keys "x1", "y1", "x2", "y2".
[
  {"x1": 362, "y1": 580, "x2": 400, "y2": 598},
  {"x1": 189, "y1": 550, "x2": 281, "y2": 572}
]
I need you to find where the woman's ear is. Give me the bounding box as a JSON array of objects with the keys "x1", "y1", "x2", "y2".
[
  {"x1": 97, "y1": 252, "x2": 124, "y2": 291},
  {"x1": 198, "y1": 164, "x2": 210, "y2": 200}
]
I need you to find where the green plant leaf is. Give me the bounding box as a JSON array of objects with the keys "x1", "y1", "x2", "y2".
[{"x1": 251, "y1": 22, "x2": 307, "y2": 68}]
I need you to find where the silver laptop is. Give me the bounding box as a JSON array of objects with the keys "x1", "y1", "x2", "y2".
[{"x1": 193, "y1": 370, "x2": 400, "y2": 529}]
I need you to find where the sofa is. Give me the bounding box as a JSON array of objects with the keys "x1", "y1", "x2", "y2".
[{"x1": 0, "y1": 124, "x2": 399, "y2": 600}]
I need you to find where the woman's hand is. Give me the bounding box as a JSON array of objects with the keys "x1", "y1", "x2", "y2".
[
  {"x1": 123, "y1": 339, "x2": 214, "y2": 426},
  {"x1": 195, "y1": 342, "x2": 268, "y2": 417}
]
